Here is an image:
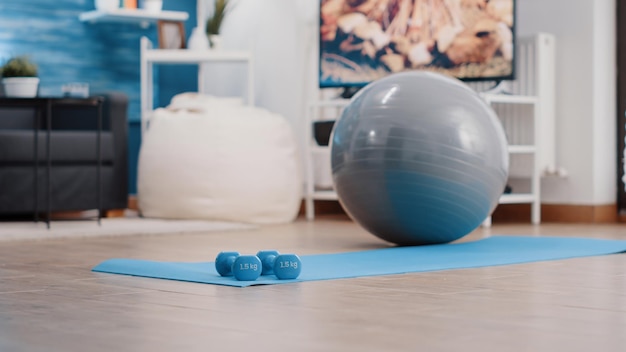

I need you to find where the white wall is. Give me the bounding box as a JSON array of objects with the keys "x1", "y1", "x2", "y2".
[
  {"x1": 518, "y1": 0, "x2": 616, "y2": 205},
  {"x1": 202, "y1": 0, "x2": 617, "y2": 206},
  {"x1": 197, "y1": 0, "x2": 318, "y2": 151},
  {"x1": 592, "y1": 0, "x2": 617, "y2": 204}
]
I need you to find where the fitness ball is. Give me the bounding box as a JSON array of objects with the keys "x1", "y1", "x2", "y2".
[{"x1": 330, "y1": 72, "x2": 509, "y2": 246}]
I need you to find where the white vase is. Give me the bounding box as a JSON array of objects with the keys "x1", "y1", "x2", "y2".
[
  {"x1": 209, "y1": 35, "x2": 222, "y2": 50},
  {"x1": 2, "y1": 77, "x2": 40, "y2": 98},
  {"x1": 142, "y1": 0, "x2": 162, "y2": 13},
  {"x1": 95, "y1": 0, "x2": 119, "y2": 11},
  {"x1": 188, "y1": 27, "x2": 210, "y2": 51}
]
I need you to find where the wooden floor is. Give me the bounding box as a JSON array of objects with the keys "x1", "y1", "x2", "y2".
[{"x1": 1, "y1": 216, "x2": 626, "y2": 352}]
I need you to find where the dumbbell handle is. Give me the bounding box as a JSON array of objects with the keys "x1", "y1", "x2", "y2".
[
  {"x1": 260, "y1": 254, "x2": 277, "y2": 273},
  {"x1": 215, "y1": 251, "x2": 240, "y2": 276}
]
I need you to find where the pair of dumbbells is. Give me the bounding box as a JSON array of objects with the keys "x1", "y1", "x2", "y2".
[{"x1": 215, "y1": 250, "x2": 302, "y2": 281}]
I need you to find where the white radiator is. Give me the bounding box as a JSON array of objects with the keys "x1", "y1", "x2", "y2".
[{"x1": 470, "y1": 33, "x2": 562, "y2": 178}]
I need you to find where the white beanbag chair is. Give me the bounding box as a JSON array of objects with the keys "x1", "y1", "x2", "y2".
[{"x1": 137, "y1": 93, "x2": 302, "y2": 224}]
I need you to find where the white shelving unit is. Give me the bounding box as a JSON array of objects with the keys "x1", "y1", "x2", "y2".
[
  {"x1": 79, "y1": 8, "x2": 189, "y2": 28},
  {"x1": 480, "y1": 93, "x2": 541, "y2": 227},
  {"x1": 139, "y1": 36, "x2": 254, "y2": 135},
  {"x1": 304, "y1": 33, "x2": 556, "y2": 226},
  {"x1": 303, "y1": 93, "x2": 542, "y2": 226},
  {"x1": 303, "y1": 98, "x2": 349, "y2": 221}
]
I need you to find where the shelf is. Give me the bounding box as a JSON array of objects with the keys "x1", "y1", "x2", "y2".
[
  {"x1": 310, "y1": 94, "x2": 537, "y2": 108},
  {"x1": 499, "y1": 193, "x2": 537, "y2": 204},
  {"x1": 313, "y1": 145, "x2": 535, "y2": 155},
  {"x1": 311, "y1": 191, "x2": 537, "y2": 205},
  {"x1": 79, "y1": 9, "x2": 189, "y2": 27},
  {"x1": 143, "y1": 49, "x2": 251, "y2": 64},
  {"x1": 309, "y1": 99, "x2": 350, "y2": 108},
  {"x1": 312, "y1": 190, "x2": 338, "y2": 201},
  {"x1": 508, "y1": 145, "x2": 536, "y2": 154},
  {"x1": 480, "y1": 93, "x2": 539, "y2": 105}
]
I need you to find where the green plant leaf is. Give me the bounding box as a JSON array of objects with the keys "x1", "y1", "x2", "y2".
[
  {"x1": 205, "y1": 0, "x2": 233, "y2": 35},
  {"x1": 0, "y1": 56, "x2": 38, "y2": 78}
]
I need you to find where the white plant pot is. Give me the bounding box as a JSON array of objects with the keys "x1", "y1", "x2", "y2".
[
  {"x1": 2, "y1": 77, "x2": 40, "y2": 98},
  {"x1": 143, "y1": 0, "x2": 163, "y2": 13},
  {"x1": 95, "y1": 0, "x2": 119, "y2": 11},
  {"x1": 188, "y1": 27, "x2": 210, "y2": 51},
  {"x1": 209, "y1": 35, "x2": 222, "y2": 50}
]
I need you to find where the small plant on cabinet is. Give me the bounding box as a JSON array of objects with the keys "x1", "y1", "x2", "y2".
[{"x1": 1, "y1": 56, "x2": 40, "y2": 98}]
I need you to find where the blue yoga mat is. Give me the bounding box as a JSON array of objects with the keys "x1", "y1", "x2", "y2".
[{"x1": 92, "y1": 236, "x2": 626, "y2": 287}]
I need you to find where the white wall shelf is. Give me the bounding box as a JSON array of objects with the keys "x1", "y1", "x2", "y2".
[
  {"x1": 143, "y1": 49, "x2": 251, "y2": 64},
  {"x1": 480, "y1": 93, "x2": 539, "y2": 105},
  {"x1": 508, "y1": 145, "x2": 537, "y2": 154},
  {"x1": 79, "y1": 9, "x2": 189, "y2": 28},
  {"x1": 139, "y1": 37, "x2": 254, "y2": 136},
  {"x1": 312, "y1": 190, "x2": 340, "y2": 201},
  {"x1": 499, "y1": 194, "x2": 536, "y2": 204}
]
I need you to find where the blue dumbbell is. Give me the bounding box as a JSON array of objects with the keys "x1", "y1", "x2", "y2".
[
  {"x1": 256, "y1": 250, "x2": 302, "y2": 280},
  {"x1": 215, "y1": 251, "x2": 262, "y2": 281}
]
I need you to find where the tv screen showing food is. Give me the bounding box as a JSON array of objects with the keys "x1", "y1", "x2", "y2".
[{"x1": 319, "y1": 0, "x2": 515, "y2": 88}]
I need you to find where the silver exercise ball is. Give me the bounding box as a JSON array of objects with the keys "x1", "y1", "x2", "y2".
[{"x1": 330, "y1": 72, "x2": 509, "y2": 246}]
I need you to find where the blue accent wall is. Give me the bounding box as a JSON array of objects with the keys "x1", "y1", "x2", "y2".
[{"x1": 0, "y1": 0, "x2": 198, "y2": 195}]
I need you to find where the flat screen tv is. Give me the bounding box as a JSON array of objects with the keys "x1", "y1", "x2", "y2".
[{"x1": 319, "y1": 0, "x2": 516, "y2": 89}]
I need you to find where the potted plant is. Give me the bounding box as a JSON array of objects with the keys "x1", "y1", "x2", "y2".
[
  {"x1": 1, "y1": 56, "x2": 39, "y2": 98},
  {"x1": 205, "y1": 0, "x2": 233, "y2": 49}
]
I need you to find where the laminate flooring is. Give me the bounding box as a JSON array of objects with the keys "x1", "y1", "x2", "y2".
[{"x1": 1, "y1": 216, "x2": 625, "y2": 352}]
